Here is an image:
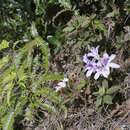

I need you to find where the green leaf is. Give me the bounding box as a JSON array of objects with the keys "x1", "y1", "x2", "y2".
[
  {"x1": 99, "y1": 86, "x2": 105, "y2": 96},
  {"x1": 106, "y1": 86, "x2": 119, "y2": 95},
  {"x1": 93, "y1": 91, "x2": 99, "y2": 96},
  {"x1": 37, "y1": 100, "x2": 57, "y2": 115},
  {"x1": 41, "y1": 73, "x2": 64, "y2": 82},
  {"x1": 0, "y1": 40, "x2": 9, "y2": 50},
  {"x1": 3, "y1": 72, "x2": 16, "y2": 83},
  {"x1": 58, "y1": 0, "x2": 72, "y2": 9},
  {"x1": 103, "y1": 95, "x2": 112, "y2": 104},
  {"x1": 7, "y1": 82, "x2": 14, "y2": 106},
  {"x1": 0, "y1": 55, "x2": 9, "y2": 70},
  {"x1": 25, "y1": 103, "x2": 34, "y2": 121},
  {"x1": 102, "y1": 80, "x2": 108, "y2": 88},
  {"x1": 59, "y1": 104, "x2": 67, "y2": 118},
  {"x1": 37, "y1": 87, "x2": 62, "y2": 103},
  {"x1": 63, "y1": 27, "x2": 74, "y2": 32},
  {"x1": 35, "y1": 37, "x2": 50, "y2": 71},
  {"x1": 76, "y1": 80, "x2": 86, "y2": 89},
  {"x1": 93, "y1": 20, "x2": 107, "y2": 35},
  {"x1": 106, "y1": 9, "x2": 119, "y2": 18},
  {"x1": 47, "y1": 35, "x2": 61, "y2": 46},
  {"x1": 13, "y1": 40, "x2": 23, "y2": 49},
  {"x1": 96, "y1": 97, "x2": 102, "y2": 108},
  {"x1": 2, "y1": 112, "x2": 15, "y2": 130},
  {"x1": 31, "y1": 22, "x2": 38, "y2": 37}
]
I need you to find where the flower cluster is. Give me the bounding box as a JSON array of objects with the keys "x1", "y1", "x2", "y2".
[
  {"x1": 55, "y1": 78, "x2": 68, "y2": 92},
  {"x1": 82, "y1": 46, "x2": 120, "y2": 80}
]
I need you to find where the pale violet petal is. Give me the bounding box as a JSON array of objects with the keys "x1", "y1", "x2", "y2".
[
  {"x1": 58, "y1": 82, "x2": 66, "y2": 87},
  {"x1": 87, "y1": 53, "x2": 95, "y2": 57},
  {"x1": 55, "y1": 86, "x2": 62, "y2": 92},
  {"x1": 102, "y1": 69, "x2": 109, "y2": 78},
  {"x1": 103, "y1": 53, "x2": 109, "y2": 58},
  {"x1": 86, "y1": 70, "x2": 93, "y2": 77},
  {"x1": 109, "y1": 63, "x2": 120, "y2": 68},
  {"x1": 94, "y1": 72, "x2": 101, "y2": 80},
  {"x1": 109, "y1": 54, "x2": 116, "y2": 62},
  {"x1": 63, "y1": 78, "x2": 69, "y2": 82},
  {"x1": 82, "y1": 54, "x2": 88, "y2": 63},
  {"x1": 96, "y1": 45, "x2": 100, "y2": 52}
]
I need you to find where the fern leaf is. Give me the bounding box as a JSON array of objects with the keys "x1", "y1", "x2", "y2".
[
  {"x1": 37, "y1": 100, "x2": 57, "y2": 115},
  {"x1": 41, "y1": 73, "x2": 64, "y2": 82},
  {"x1": 35, "y1": 36, "x2": 50, "y2": 71},
  {"x1": 25, "y1": 103, "x2": 34, "y2": 121},
  {"x1": 0, "y1": 55, "x2": 9, "y2": 70},
  {"x1": 0, "y1": 40, "x2": 9, "y2": 50},
  {"x1": 2, "y1": 112, "x2": 15, "y2": 130}
]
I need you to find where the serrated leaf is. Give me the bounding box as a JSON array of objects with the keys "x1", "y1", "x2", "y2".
[
  {"x1": 59, "y1": 104, "x2": 67, "y2": 118},
  {"x1": 41, "y1": 73, "x2": 64, "y2": 82},
  {"x1": 25, "y1": 103, "x2": 34, "y2": 121},
  {"x1": 7, "y1": 82, "x2": 13, "y2": 106},
  {"x1": 3, "y1": 72, "x2": 16, "y2": 83},
  {"x1": 34, "y1": 36, "x2": 50, "y2": 71},
  {"x1": 0, "y1": 55, "x2": 9, "y2": 70},
  {"x1": 37, "y1": 87, "x2": 62, "y2": 103},
  {"x1": 103, "y1": 95, "x2": 112, "y2": 104},
  {"x1": 106, "y1": 86, "x2": 119, "y2": 95},
  {"x1": 2, "y1": 112, "x2": 15, "y2": 130},
  {"x1": 37, "y1": 100, "x2": 56, "y2": 115}
]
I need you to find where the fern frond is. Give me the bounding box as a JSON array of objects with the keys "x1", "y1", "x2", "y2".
[
  {"x1": 1, "y1": 111, "x2": 15, "y2": 130},
  {"x1": 41, "y1": 73, "x2": 64, "y2": 82},
  {"x1": 0, "y1": 40, "x2": 9, "y2": 51}
]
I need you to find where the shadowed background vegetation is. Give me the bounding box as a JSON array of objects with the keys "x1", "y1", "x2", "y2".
[{"x1": 0, "y1": 0, "x2": 130, "y2": 129}]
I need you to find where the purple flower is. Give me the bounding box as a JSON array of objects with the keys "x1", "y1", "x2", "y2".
[
  {"x1": 55, "y1": 78, "x2": 69, "y2": 92},
  {"x1": 83, "y1": 60, "x2": 96, "y2": 77},
  {"x1": 82, "y1": 46, "x2": 120, "y2": 80},
  {"x1": 94, "y1": 53, "x2": 120, "y2": 80},
  {"x1": 82, "y1": 54, "x2": 89, "y2": 64},
  {"x1": 101, "y1": 53, "x2": 120, "y2": 69},
  {"x1": 87, "y1": 45, "x2": 100, "y2": 60},
  {"x1": 94, "y1": 61, "x2": 110, "y2": 80}
]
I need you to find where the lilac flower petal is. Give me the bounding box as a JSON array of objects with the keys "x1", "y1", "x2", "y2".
[
  {"x1": 58, "y1": 82, "x2": 66, "y2": 87},
  {"x1": 82, "y1": 45, "x2": 120, "y2": 80},
  {"x1": 94, "y1": 72, "x2": 101, "y2": 80},
  {"x1": 55, "y1": 86, "x2": 62, "y2": 92},
  {"x1": 103, "y1": 53, "x2": 109, "y2": 58},
  {"x1": 87, "y1": 53, "x2": 95, "y2": 57},
  {"x1": 109, "y1": 63, "x2": 120, "y2": 68},
  {"x1": 109, "y1": 54, "x2": 116, "y2": 62},
  {"x1": 82, "y1": 54, "x2": 89, "y2": 63},
  {"x1": 86, "y1": 70, "x2": 93, "y2": 77},
  {"x1": 96, "y1": 45, "x2": 100, "y2": 52},
  {"x1": 102, "y1": 69, "x2": 109, "y2": 78},
  {"x1": 63, "y1": 78, "x2": 69, "y2": 82}
]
